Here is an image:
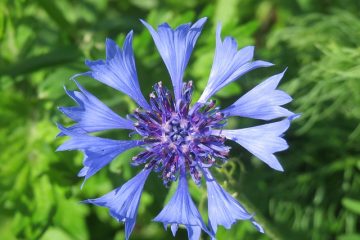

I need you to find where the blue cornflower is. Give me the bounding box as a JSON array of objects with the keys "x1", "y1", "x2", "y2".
[{"x1": 57, "y1": 17, "x2": 296, "y2": 240}]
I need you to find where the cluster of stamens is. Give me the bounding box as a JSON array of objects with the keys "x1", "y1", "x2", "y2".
[{"x1": 128, "y1": 81, "x2": 229, "y2": 185}]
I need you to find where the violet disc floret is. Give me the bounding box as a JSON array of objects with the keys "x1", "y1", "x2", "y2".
[
  {"x1": 57, "y1": 17, "x2": 297, "y2": 240},
  {"x1": 129, "y1": 81, "x2": 229, "y2": 186}
]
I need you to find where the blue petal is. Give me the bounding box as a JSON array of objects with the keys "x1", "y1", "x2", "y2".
[
  {"x1": 83, "y1": 168, "x2": 151, "y2": 240},
  {"x1": 222, "y1": 70, "x2": 293, "y2": 120},
  {"x1": 58, "y1": 81, "x2": 134, "y2": 136},
  {"x1": 198, "y1": 24, "x2": 273, "y2": 103},
  {"x1": 74, "y1": 32, "x2": 150, "y2": 109},
  {"x1": 204, "y1": 169, "x2": 263, "y2": 235},
  {"x1": 56, "y1": 124, "x2": 143, "y2": 181},
  {"x1": 187, "y1": 225, "x2": 202, "y2": 240},
  {"x1": 153, "y1": 173, "x2": 212, "y2": 239},
  {"x1": 141, "y1": 18, "x2": 207, "y2": 101},
  {"x1": 212, "y1": 119, "x2": 292, "y2": 171}
]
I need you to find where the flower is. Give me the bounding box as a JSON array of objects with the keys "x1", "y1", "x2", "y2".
[
  {"x1": 57, "y1": 17, "x2": 296, "y2": 240},
  {"x1": 83, "y1": 169, "x2": 151, "y2": 240}
]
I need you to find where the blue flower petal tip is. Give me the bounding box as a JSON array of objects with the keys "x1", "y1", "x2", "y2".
[
  {"x1": 289, "y1": 113, "x2": 302, "y2": 121},
  {"x1": 57, "y1": 17, "x2": 296, "y2": 240}
]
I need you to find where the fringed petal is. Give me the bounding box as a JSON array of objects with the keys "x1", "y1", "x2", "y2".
[
  {"x1": 153, "y1": 173, "x2": 212, "y2": 239},
  {"x1": 74, "y1": 32, "x2": 150, "y2": 109},
  {"x1": 187, "y1": 225, "x2": 202, "y2": 240},
  {"x1": 212, "y1": 118, "x2": 292, "y2": 171},
  {"x1": 198, "y1": 24, "x2": 273, "y2": 103},
  {"x1": 83, "y1": 168, "x2": 151, "y2": 240},
  {"x1": 58, "y1": 81, "x2": 134, "y2": 136},
  {"x1": 141, "y1": 18, "x2": 207, "y2": 101},
  {"x1": 56, "y1": 124, "x2": 143, "y2": 182},
  {"x1": 222, "y1": 70, "x2": 293, "y2": 120},
  {"x1": 204, "y1": 169, "x2": 263, "y2": 236}
]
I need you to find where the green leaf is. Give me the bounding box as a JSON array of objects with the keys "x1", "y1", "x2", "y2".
[
  {"x1": 38, "y1": 68, "x2": 79, "y2": 100},
  {"x1": 37, "y1": 0, "x2": 73, "y2": 34},
  {"x1": 0, "y1": 47, "x2": 81, "y2": 77},
  {"x1": 215, "y1": 0, "x2": 240, "y2": 27},
  {"x1": 216, "y1": 82, "x2": 242, "y2": 98},
  {"x1": 342, "y1": 198, "x2": 360, "y2": 215},
  {"x1": 338, "y1": 234, "x2": 360, "y2": 240}
]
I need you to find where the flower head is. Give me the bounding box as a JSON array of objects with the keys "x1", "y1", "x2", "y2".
[{"x1": 57, "y1": 17, "x2": 296, "y2": 239}]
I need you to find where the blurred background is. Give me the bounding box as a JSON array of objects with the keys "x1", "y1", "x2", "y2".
[{"x1": 1, "y1": 0, "x2": 359, "y2": 239}]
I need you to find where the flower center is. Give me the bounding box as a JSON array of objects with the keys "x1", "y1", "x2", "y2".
[
  {"x1": 163, "y1": 117, "x2": 190, "y2": 147},
  {"x1": 129, "y1": 81, "x2": 229, "y2": 185}
]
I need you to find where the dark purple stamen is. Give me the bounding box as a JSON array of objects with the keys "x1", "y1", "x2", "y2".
[{"x1": 128, "y1": 81, "x2": 229, "y2": 185}]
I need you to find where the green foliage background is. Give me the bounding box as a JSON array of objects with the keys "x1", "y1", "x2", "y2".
[{"x1": 1, "y1": 0, "x2": 359, "y2": 239}]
